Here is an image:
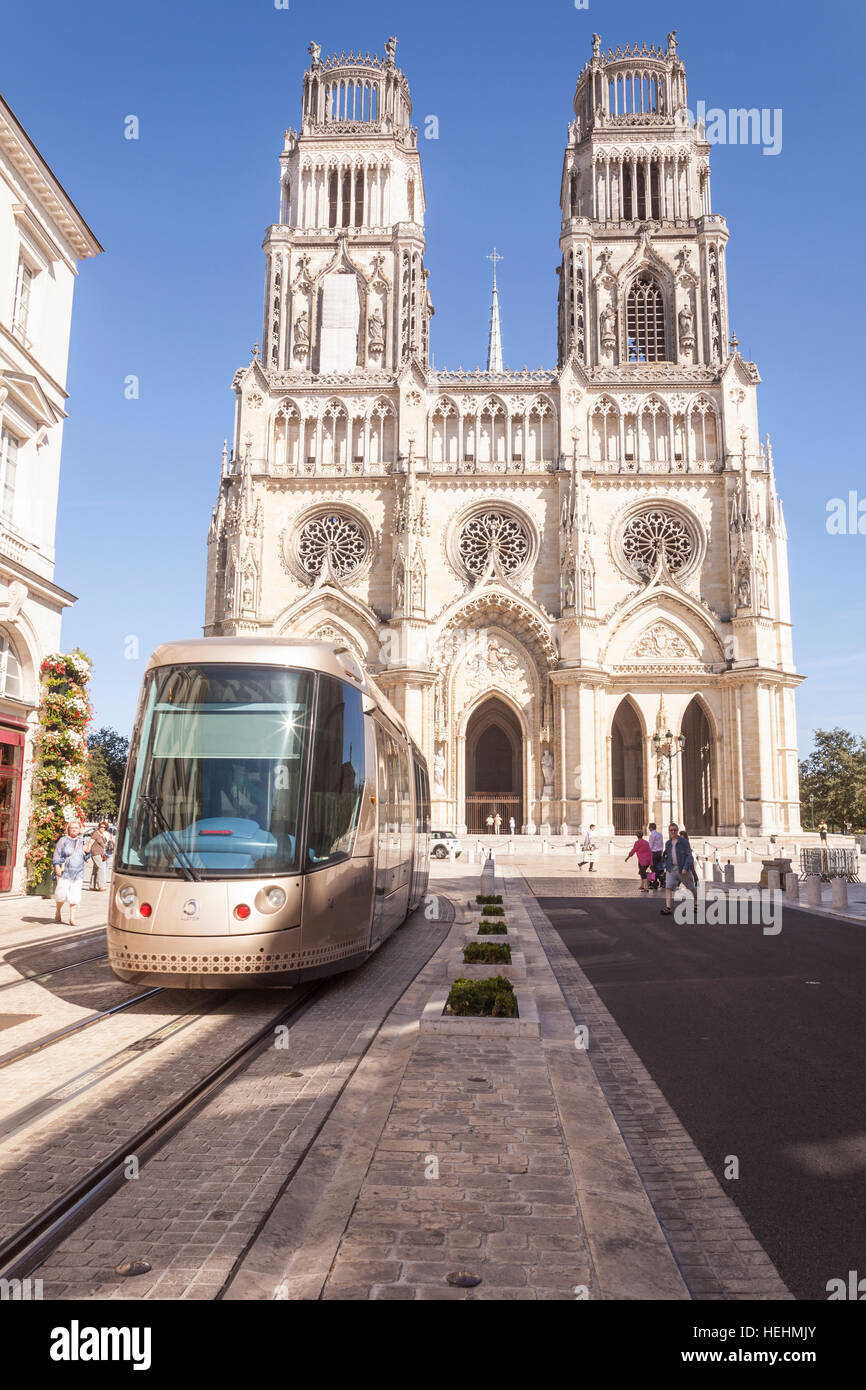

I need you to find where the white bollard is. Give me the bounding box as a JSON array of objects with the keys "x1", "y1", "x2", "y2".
[
  {"x1": 704, "y1": 841, "x2": 711, "y2": 858},
  {"x1": 767, "y1": 869, "x2": 782, "y2": 891},
  {"x1": 745, "y1": 848, "x2": 753, "y2": 863},
  {"x1": 542, "y1": 840, "x2": 549, "y2": 855},
  {"x1": 608, "y1": 840, "x2": 615, "y2": 855},
  {"x1": 831, "y1": 879, "x2": 849, "y2": 911},
  {"x1": 468, "y1": 849, "x2": 475, "y2": 865},
  {"x1": 508, "y1": 840, "x2": 515, "y2": 855},
  {"x1": 805, "y1": 875, "x2": 821, "y2": 906},
  {"x1": 702, "y1": 857, "x2": 714, "y2": 882},
  {"x1": 786, "y1": 873, "x2": 800, "y2": 902},
  {"x1": 712, "y1": 862, "x2": 723, "y2": 884},
  {"x1": 724, "y1": 862, "x2": 735, "y2": 885}
]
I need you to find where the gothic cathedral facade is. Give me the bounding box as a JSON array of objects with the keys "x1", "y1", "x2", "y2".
[{"x1": 204, "y1": 34, "x2": 803, "y2": 839}]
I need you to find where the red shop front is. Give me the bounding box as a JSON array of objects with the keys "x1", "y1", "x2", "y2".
[{"x1": 0, "y1": 721, "x2": 26, "y2": 892}]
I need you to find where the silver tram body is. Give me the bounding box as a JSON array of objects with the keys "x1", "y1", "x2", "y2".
[{"x1": 107, "y1": 638, "x2": 430, "y2": 988}]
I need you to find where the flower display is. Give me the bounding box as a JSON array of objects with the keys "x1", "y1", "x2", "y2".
[{"x1": 25, "y1": 650, "x2": 93, "y2": 892}]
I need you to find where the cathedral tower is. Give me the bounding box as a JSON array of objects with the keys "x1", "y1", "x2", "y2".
[{"x1": 205, "y1": 34, "x2": 802, "y2": 839}]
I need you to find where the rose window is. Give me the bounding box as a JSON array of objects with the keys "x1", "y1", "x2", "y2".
[
  {"x1": 621, "y1": 509, "x2": 694, "y2": 580},
  {"x1": 457, "y1": 511, "x2": 530, "y2": 577},
  {"x1": 296, "y1": 513, "x2": 368, "y2": 579}
]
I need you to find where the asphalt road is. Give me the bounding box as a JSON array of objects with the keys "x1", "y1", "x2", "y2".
[{"x1": 538, "y1": 889, "x2": 866, "y2": 1301}]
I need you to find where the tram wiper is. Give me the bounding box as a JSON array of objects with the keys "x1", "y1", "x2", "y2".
[{"x1": 140, "y1": 794, "x2": 202, "y2": 882}]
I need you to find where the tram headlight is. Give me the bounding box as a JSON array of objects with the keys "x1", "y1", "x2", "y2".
[
  {"x1": 118, "y1": 886, "x2": 137, "y2": 908},
  {"x1": 266, "y1": 887, "x2": 287, "y2": 909}
]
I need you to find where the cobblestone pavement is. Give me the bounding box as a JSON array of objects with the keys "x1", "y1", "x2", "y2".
[
  {"x1": 522, "y1": 872, "x2": 792, "y2": 1300},
  {"x1": 305, "y1": 864, "x2": 687, "y2": 1302},
  {"x1": 29, "y1": 902, "x2": 450, "y2": 1299}
]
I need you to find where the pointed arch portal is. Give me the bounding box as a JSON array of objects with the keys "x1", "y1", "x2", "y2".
[
  {"x1": 681, "y1": 698, "x2": 716, "y2": 835},
  {"x1": 612, "y1": 698, "x2": 646, "y2": 835},
  {"x1": 465, "y1": 697, "x2": 524, "y2": 833}
]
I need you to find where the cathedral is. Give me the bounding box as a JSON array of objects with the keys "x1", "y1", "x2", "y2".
[{"x1": 204, "y1": 32, "x2": 803, "y2": 839}]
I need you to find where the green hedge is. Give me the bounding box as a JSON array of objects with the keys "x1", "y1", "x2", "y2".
[
  {"x1": 476, "y1": 894, "x2": 503, "y2": 905},
  {"x1": 481, "y1": 904, "x2": 505, "y2": 917},
  {"x1": 477, "y1": 921, "x2": 508, "y2": 935},
  {"x1": 445, "y1": 976, "x2": 517, "y2": 1018},
  {"x1": 463, "y1": 941, "x2": 511, "y2": 965}
]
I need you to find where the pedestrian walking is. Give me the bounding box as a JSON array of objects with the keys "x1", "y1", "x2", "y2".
[
  {"x1": 659, "y1": 823, "x2": 697, "y2": 915},
  {"x1": 818, "y1": 819, "x2": 828, "y2": 845},
  {"x1": 625, "y1": 832, "x2": 654, "y2": 891},
  {"x1": 52, "y1": 819, "x2": 91, "y2": 927},
  {"x1": 486, "y1": 814, "x2": 494, "y2": 834},
  {"x1": 647, "y1": 821, "x2": 665, "y2": 890},
  {"x1": 509, "y1": 816, "x2": 516, "y2": 836},
  {"x1": 87, "y1": 819, "x2": 113, "y2": 891},
  {"x1": 577, "y1": 825, "x2": 596, "y2": 871},
  {"x1": 494, "y1": 813, "x2": 502, "y2": 835}
]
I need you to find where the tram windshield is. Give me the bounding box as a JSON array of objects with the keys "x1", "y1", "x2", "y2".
[{"x1": 118, "y1": 664, "x2": 314, "y2": 878}]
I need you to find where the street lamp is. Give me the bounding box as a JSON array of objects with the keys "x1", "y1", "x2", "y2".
[{"x1": 653, "y1": 727, "x2": 686, "y2": 829}]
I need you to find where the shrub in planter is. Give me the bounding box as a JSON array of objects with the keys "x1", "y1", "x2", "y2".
[
  {"x1": 476, "y1": 894, "x2": 503, "y2": 905},
  {"x1": 477, "y1": 921, "x2": 508, "y2": 934},
  {"x1": 463, "y1": 941, "x2": 511, "y2": 965},
  {"x1": 481, "y1": 904, "x2": 505, "y2": 917},
  {"x1": 445, "y1": 976, "x2": 518, "y2": 1018}
]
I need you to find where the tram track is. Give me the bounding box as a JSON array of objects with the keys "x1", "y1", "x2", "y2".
[
  {"x1": 0, "y1": 986, "x2": 167, "y2": 1071},
  {"x1": 1, "y1": 925, "x2": 106, "y2": 959},
  {"x1": 0, "y1": 950, "x2": 110, "y2": 996},
  {"x1": 0, "y1": 981, "x2": 327, "y2": 1280}
]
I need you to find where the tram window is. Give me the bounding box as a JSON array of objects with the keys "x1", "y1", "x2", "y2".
[
  {"x1": 118, "y1": 664, "x2": 312, "y2": 877},
  {"x1": 306, "y1": 676, "x2": 366, "y2": 866}
]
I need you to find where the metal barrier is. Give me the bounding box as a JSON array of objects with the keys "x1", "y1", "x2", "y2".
[{"x1": 799, "y1": 848, "x2": 859, "y2": 882}]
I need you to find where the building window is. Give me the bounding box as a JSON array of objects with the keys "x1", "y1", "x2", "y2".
[
  {"x1": 618, "y1": 505, "x2": 697, "y2": 581},
  {"x1": 0, "y1": 430, "x2": 19, "y2": 523},
  {"x1": 13, "y1": 259, "x2": 33, "y2": 340},
  {"x1": 296, "y1": 511, "x2": 368, "y2": 580},
  {"x1": 456, "y1": 509, "x2": 531, "y2": 578},
  {"x1": 626, "y1": 275, "x2": 666, "y2": 362},
  {"x1": 0, "y1": 633, "x2": 23, "y2": 700}
]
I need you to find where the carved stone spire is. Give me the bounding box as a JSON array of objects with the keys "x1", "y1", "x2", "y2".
[{"x1": 486, "y1": 247, "x2": 504, "y2": 373}]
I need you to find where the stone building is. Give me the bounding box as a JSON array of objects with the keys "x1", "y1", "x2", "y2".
[
  {"x1": 204, "y1": 33, "x2": 803, "y2": 838},
  {"x1": 0, "y1": 95, "x2": 102, "y2": 890}
]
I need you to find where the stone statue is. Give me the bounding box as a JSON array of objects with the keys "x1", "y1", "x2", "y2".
[
  {"x1": 667, "y1": 30, "x2": 678, "y2": 53},
  {"x1": 294, "y1": 311, "x2": 310, "y2": 351},
  {"x1": 385, "y1": 36, "x2": 398, "y2": 66},
  {"x1": 564, "y1": 567, "x2": 576, "y2": 610},
  {"x1": 757, "y1": 557, "x2": 769, "y2": 609},
  {"x1": 394, "y1": 568, "x2": 405, "y2": 610},
  {"x1": 737, "y1": 568, "x2": 751, "y2": 608},
  {"x1": 678, "y1": 303, "x2": 694, "y2": 341},
  {"x1": 599, "y1": 304, "x2": 616, "y2": 349},
  {"x1": 657, "y1": 756, "x2": 669, "y2": 792},
  {"x1": 433, "y1": 749, "x2": 446, "y2": 796},
  {"x1": 308, "y1": 41, "x2": 321, "y2": 66},
  {"x1": 592, "y1": 33, "x2": 602, "y2": 58},
  {"x1": 368, "y1": 309, "x2": 385, "y2": 355},
  {"x1": 541, "y1": 748, "x2": 555, "y2": 798},
  {"x1": 581, "y1": 554, "x2": 595, "y2": 609}
]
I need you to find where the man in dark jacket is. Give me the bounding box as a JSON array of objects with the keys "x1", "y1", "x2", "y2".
[{"x1": 660, "y1": 823, "x2": 697, "y2": 916}]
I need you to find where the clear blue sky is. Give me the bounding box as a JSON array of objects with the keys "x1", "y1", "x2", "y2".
[{"x1": 2, "y1": 0, "x2": 863, "y2": 753}]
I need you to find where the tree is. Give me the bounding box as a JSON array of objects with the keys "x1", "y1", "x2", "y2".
[
  {"x1": 84, "y1": 745, "x2": 117, "y2": 819},
  {"x1": 87, "y1": 726, "x2": 130, "y2": 807},
  {"x1": 799, "y1": 728, "x2": 866, "y2": 831}
]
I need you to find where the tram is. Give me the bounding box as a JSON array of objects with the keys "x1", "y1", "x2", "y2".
[{"x1": 107, "y1": 638, "x2": 430, "y2": 988}]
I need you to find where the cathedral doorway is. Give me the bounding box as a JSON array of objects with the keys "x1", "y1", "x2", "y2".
[
  {"x1": 611, "y1": 698, "x2": 646, "y2": 835},
  {"x1": 465, "y1": 697, "x2": 523, "y2": 833},
  {"x1": 681, "y1": 698, "x2": 716, "y2": 834}
]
